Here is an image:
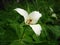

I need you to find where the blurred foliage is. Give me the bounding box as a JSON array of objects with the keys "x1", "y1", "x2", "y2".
[{"x1": 0, "y1": 0, "x2": 60, "y2": 45}]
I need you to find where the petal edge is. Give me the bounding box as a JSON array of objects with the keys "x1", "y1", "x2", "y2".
[
  {"x1": 29, "y1": 11, "x2": 42, "y2": 24},
  {"x1": 30, "y1": 24, "x2": 42, "y2": 36},
  {"x1": 14, "y1": 8, "x2": 28, "y2": 20}
]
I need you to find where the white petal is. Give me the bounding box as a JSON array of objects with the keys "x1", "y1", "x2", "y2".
[
  {"x1": 50, "y1": 7, "x2": 53, "y2": 12},
  {"x1": 14, "y1": 8, "x2": 28, "y2": 20},
  {"x1": 29, "y1": 11, "x2": 42, "y2": 24},
  {"x1": 52, "y1": 13, "x2": 57, "y2": 18},
  {"x1": 30, "y1": 24, "x2": 42, "y2": 36}
]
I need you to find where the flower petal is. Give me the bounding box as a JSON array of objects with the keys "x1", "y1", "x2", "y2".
[
  {"x1": 30, "y1": 24, "x2": 42, "y2": 36},
  {"x1": 52, "y1": 13, "x2": 57, "y2": 18},
  {"x1": 50, "y1": 7, "x2": 53, "y2": 12},
  {"x1": 14, "y1": 8, "x2": 28, "y2": 20},
  {"x1": 29, "y1": 11, "x2": 42, "y2": 24}
]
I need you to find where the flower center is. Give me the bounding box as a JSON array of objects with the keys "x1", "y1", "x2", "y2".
[{"x1": 26, "y1": 19, "x2": 32, "y2": 25}]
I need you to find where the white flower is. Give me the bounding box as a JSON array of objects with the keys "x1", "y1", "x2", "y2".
[
  {"x1": 50, "y1": 7, "x2": 57, "y2": 18},
  {"x1": 14, "y1": 8, "x2": 42, "y2": 36},
  {"x1": 52, "y1": 13, "x2": 57, "y2": 18}
]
